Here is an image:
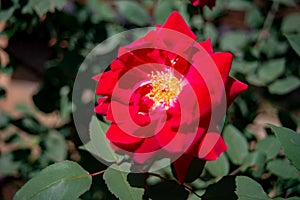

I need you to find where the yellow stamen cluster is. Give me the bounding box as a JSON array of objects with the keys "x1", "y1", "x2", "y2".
[{"x1": 146, "y1": 69, "x2": 183, "y2": 110}]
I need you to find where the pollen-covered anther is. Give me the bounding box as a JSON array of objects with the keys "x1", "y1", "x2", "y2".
[{"x1": 146, "y1": 69, "x2": 183, "y2": 110}]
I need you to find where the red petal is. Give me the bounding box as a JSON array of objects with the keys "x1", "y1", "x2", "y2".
[
  {"x1": 199, "y1": 39, "x2": 214, "y2": 54},
  {"x1": 172, "y1": 154, "x2": 194, "y2": 183},
  {"x1": 162, "y1": 11, "x2": 197, "y2": 40},
  {"x1": 106, "y1": 123, "x2": 143, "y2": 152},
  {"x1": 94, "y1": 97, "x2": 110, "y2": 115},
  {"x1": 226, "y1": 77, "x2": 248, "y2": 107},
  {"x1": 211, "y1": 52, "x2": 233, "y2": 83},
  {"x1": 198, "y1": 132, "x2": 227, "y2": 160},
  {"x1": 95, "y1": 70, "x2": 120, "y2": 96}
]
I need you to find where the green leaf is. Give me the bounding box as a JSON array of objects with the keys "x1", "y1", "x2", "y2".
[
  {"x1": 241, "y1": 151, "x2": 266, "y2": 178},
  {"x1": 258, "y1": 59, "x2": 285, "y2": 84},
  {"x1": 256, "y1": 136, "x2": 281, "y2": 160},
  {"x1": 206, "y1": 153, "x2": 229, "y2": 177},
  {"x1": 270, "y1": 125, "x2": 300, "y2": 171},
  {"x1": 223, "y1": 125, "x2": 249, "y2": 165},
  {"x1": 154, "y1": 0, "x2": 173, "y2": 24},
  {"x1": 220, "y1": 31, "x2": 249, "y2": 53},
  {"x1": 116, "y1": 0, "x2": 150, "y2": 26},
  {"x1": 235, "y1": 176, "x2": 271, "y2": 200},
  {"x1": 281, "y1": 13, "x2": 300, "y2": 33},
  {"x1": 285, "y1": 34, "x2": 300, "y2": 56},
  {"x1": 0, "y1": 153, "x2": 20, "y2": 176},
  {"x1": 14, "y1": 161, "x2": 92, "y2": 200},
  {"x1": 266, "y1": 159, "x2": 299, "y2": 179},
  {"x1": 0, "y1": 6, "x2": 16, "y2": 22},
  {"x1": 87, "y1": 116, "x2": 122, "y2": 163},
  {"x1": 268, "y1": 76, "x2": 300, "y2": 95},
  {"x1": 103, "y1": 163, "x2": 144, "y2": 200},
  {"x1": 44, "y1": 130, "x2": 67, "y2": 162}
]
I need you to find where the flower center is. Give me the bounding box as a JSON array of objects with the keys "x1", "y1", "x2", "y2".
[{"x1": 146, "y1": 68, "x2": 183, "y2": 110}]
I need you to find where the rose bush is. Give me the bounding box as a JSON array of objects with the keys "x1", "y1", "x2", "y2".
[
  {"x1": 190, "y1": 0, "x2": 216, "y2": 9},
  {"x1": 94, "y1": 11, "x2": 247, "y2": 183}
]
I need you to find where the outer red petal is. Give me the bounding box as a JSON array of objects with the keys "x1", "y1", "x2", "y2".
[
  {"x1": 226, "y1": 77, "x2": 248, "y2": 107},
  {"x1": 198, "y1": 132, "x2": 227, "y2": 160},
  {"x1": 199, "y1": 38, "x2": 214, "y2": 54},
  {"x1": 106, "y1": 123, "x2": 143, "y2": 152},
  {"x1": 162, "y1": 11, "x2": 197, "y2": 40},
  {"x1": 94, "y1": 97, "x2": 110, "y2": 115},
  {"x1": 95, "y1": 70, "x2": 120, "y2": 96},
  {"x1": 211, "y1": 52, "x2": 233, "y2": 83}
]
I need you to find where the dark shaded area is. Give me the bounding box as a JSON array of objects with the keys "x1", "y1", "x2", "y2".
[
  {"x1": 202, "y1": 176, "x2": 237, "y2": 200},
  {"x1": 147, "y1": 180, "x2": 189, "y2": 200}
]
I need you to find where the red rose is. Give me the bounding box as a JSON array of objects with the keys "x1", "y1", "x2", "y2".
[
  {"x1": 190, "y1": 0, "x2": 216, "y2": 9},
  {"x1": 94, "y1": 11, "x2": 247, "y2": 183}
]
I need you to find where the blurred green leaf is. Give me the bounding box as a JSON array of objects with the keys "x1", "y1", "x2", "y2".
[
  {"x1": 0, "y1": 153, "x2": 20, "y2": 176},
  {"x1": 281, "y1": 13, "x2": 300, "y2": 33},
  {"x1": 154, "y1": 0, "x2": 173, "y2": 24},
  {"x1": 258, "y1": 59, "x2": 285, "y2": 84},
  {"x1": 274, "y1": 197, "x2": 300, "y2": 200},
  {"x1": 246, "y1": 73, "x2": 267, "y2": 86},
  {"x1": 232, "y1": 61, "x2": 258, "y2": 74},
  {"x1": 116, "y1": 0, "x2": 150, "y2": 26},
  {"x1": 22, "y1": 0, "x2": 68, "y2": 17},
  {"x1": 0, "y1": 112, "x2": 10, "y2": 129},
  {"x1": 206, "y1": 153, "x2": 229, "y2": 177},
  {"x1": 235, "y1": 176, "x2": 271, "y2": 200},
  {"x1": 266, "y1": 159, "x2": 299, "y2": 179},
  {"x1": 272, "y1": 0, "x2": 296, "y2": 6},
  {"x1": 14, "y1": 161, "x2": 92, "y2": 200},
  {"x1": 256, "y1": 136, "x2": 281, "y2": 160},
  {"x1": 87, "y1": 116, "x2": 123, "y2": 163},
  {"x1": 241, "y1": 151, "x2": 266, "y2": 178},
  {"x1": 203, "y1": 176, "x2": 237, "y2": 200},
  {"x1": 220, "y1": 31, "x2": 248, "y2": 53},
  {"x1": 269, "y1": 125, "x2": 300, "y2": 171},
  {"x1": 0, "y1": 6, "x2": 16, "y2": 22},
  {"x1": 285, "y1": 34, "x2": 300, "y2": 56},
  {"x1": 227, "y1": 0, "x2": 252, "y2": 10},
  {"x1": 59, "y1": 86, "x2": 72, "y2": 120},
  {"x1": 44, "y1": 130, "x2": 67, "y2": 162},
  {"x1": 87, "y1": 0, "x2": 115, "y2": 23},
  {"x1": 203, "y1": 1, "x2": 223, "y2": 20},
  {"x1": 259, "y1": 35, "x2": 288, "y2": 58},
  {"x1": 204, "y1": 23, "x2": 218, "y2": 45},
  {"x1": 245, "y1": 6, "x2": 264, "y2": 28},
  {"x1": 103, "y1": 163, "x2": 144, "y2": 200},
  {"x1": 223, "y1": 125, "x2": 249, "y2": 165},
  {"x1": 268, "y1": 76, "x2": 300, "y2": 95}
]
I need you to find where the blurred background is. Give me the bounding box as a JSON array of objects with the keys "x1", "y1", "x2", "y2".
[{"x1": 0, "y1": 0, "x2": 300, "y2": 199}]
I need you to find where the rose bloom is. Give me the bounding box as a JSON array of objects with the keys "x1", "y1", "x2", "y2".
[
  {"x1": 94, "y1": 11, "x2": 247, "y2": 183},
  {"x1": 190, "y1": 0, "x2": 216, "y2": 8}
]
